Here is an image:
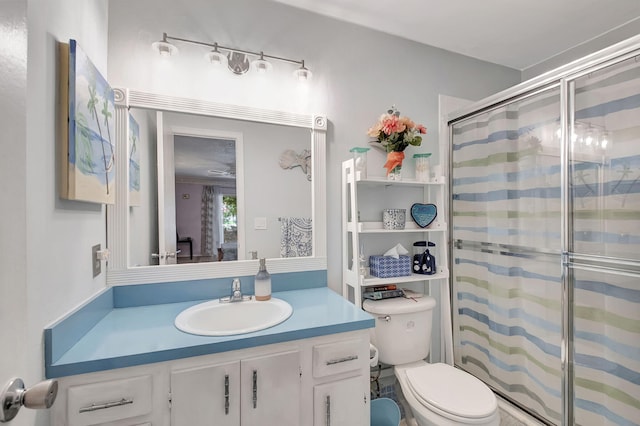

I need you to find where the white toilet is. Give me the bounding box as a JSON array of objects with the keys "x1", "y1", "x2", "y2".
[{"x1": 363, "y1": 296, "x2": 500, "y2": 426}]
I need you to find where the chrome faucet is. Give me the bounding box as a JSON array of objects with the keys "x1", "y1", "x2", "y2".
[
  {"x1": 231, "y1": 278, "x2": 243, "y2": 301},
  {"x1": 220, "y1": 278, "x2": 250, "y2": 303}
]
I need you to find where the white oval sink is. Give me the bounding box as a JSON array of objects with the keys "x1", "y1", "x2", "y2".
[{"x1": 175, "y1": 298, "x2": 293, "y2": 336}]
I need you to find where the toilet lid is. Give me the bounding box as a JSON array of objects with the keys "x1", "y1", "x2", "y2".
[{"x1": 405, "y1": 363, "x2": 497, "y2": 419}]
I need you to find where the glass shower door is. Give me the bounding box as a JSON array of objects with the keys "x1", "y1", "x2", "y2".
[
  {"x1": 451, "y1": 86, "x2": 563, "y2": 424},
  {"x1": 569, "y1": 55, "x2": 640, "y2": 426}
]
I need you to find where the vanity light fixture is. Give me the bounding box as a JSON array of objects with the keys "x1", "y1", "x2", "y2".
[{"x1": 152, "y1": 32, "x2": 311, "y2": 80}]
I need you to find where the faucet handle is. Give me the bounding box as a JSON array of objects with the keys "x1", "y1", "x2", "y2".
[{"x1": 232, "y1": 278, "x2": 241, "y2": 291}]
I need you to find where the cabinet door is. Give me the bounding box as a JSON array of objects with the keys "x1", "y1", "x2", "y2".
[
  {"x1": 241, "y1": 350, "x2": 300, "y2": 426},
  {"x1": 313, "y1": 376, "x2": 368, "y2": 426},
  {"x1": 170, "y1": 361, "x2": 240, "y2": 426}
]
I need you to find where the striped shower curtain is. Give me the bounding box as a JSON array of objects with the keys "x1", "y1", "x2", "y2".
[
  {"x1": 569, "y1": 56, "x2": 640, "y2": 426},
  {"x1": 451, "y1": 53, "x2": 640, "y2": 426},
  {"x1": 452, "y1": 86, "x2": 565, "y2": 423}
]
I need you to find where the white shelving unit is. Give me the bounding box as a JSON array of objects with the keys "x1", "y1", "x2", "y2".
[{"x1": 341, "y1": 159, "x2": 450, "y2": 308}]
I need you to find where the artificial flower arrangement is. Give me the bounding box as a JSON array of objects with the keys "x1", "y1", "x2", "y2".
[{"x1": 367, "y1": 106, "x2": 426, "y2": 176}]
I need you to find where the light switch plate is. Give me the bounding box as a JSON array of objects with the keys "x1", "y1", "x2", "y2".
[
  {"x1": 92, "y1": 244, "x2": 101, "y2": 277},
  {"x1": 254, "y1": 217, "x2": 267, "y2": 230}
]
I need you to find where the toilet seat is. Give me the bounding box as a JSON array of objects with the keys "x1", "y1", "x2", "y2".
[{"x1": 404, "y1": 363, "x2": 497, "y2": 422}]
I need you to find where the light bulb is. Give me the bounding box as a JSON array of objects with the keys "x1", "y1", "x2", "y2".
[
  {"x1": 204, "y1": 43, "x2": 227, "y2": 67},
  {"x1": 152, "y1": 34, "x2": 178, "y2": 57},
  {"x1": 206, "y1": 51, "x2": 227, "y2": 67},
  {"x1": 252, "y1": 53, "x2": 272, "y2": 74},
  {"x1": 585, "y1": 129, "x2": 595, "y2": 146},
  {"x1": 293, "y1": 61, "x2": 312, "y2": 81},
  {"x1": 600, "y1": 131, "x2": 611, "y2": 150}
]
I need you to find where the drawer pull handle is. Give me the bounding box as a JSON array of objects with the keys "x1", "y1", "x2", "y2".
[
  {"x1": 79, "y1": 398, "x2": 133, "y2": 413},
  {"x1": 224, "y1": 374, "x2": 230, "y2": 415},
  {"x1": 326, "y1": 355, "x2": 358, "y2": 365}
]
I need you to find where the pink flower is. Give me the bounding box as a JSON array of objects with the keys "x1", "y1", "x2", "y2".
[
  {"x1": 417, "y1": 124, "x2": 427, "y2": 134},
  {"x1": 381, "y1": 116, "x2": 405, "y2": 135}
]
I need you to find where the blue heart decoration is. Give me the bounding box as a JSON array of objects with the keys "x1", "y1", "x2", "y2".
[{"x1": 411, "y1": 203, "x2": 437, "y2": 228}]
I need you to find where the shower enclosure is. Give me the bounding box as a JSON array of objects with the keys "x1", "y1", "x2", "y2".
[{"x1": 449, "y1": 37, "x2": 640, "y2": 426}]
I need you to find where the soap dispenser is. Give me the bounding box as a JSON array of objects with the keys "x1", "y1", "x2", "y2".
[{"x1": 255, "y1": 258, "x2": 271, "y2": 301}]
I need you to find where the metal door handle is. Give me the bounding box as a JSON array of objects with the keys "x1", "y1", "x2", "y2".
[
  {"x1": 1, "y1": 378, "x2": 58, "y2": 423},
  {"x1": 325, "y1": 395, "x2": 331, "y2": 426},
  {"x1": 252, "y1": 370, "x2": 257, "y2": 409},
  {"x1": 224, "y1": 374, "x2": 230, "y2": 415}
]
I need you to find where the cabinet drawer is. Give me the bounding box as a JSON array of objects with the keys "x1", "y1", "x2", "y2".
[
  {"x1": 313, "y1": 339, "x2": 363, "y2": 378},
  {"x1": 67, "y1": 375, "x2": 152, "y2": 426}
]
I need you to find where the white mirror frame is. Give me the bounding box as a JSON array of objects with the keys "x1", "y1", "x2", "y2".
[{"x1": 106, "y1": 89, "x2": 327, "y2": 286}]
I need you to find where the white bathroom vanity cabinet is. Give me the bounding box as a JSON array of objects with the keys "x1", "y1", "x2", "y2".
[{"x1": 50, "y1": 330, "x2": 370, "y2": 426}]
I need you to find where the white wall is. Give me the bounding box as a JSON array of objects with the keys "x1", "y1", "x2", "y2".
[
  {"x1": 0, "y1": 2, "x2": 109, "y2": 425},
  {"x1": 108, "y1": 0, "x2": 521, "y2": 291},
  {"x1": 0, "y1": 1, "x2": 28, "y2": 424}
]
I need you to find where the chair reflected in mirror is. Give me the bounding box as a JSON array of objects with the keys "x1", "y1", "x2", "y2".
[{"x1": 177, "y1": 233, "x2": 193, "y2": 260}]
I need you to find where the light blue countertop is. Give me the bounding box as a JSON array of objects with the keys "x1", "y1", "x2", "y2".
[{"x1": 45, "y1": 287, "x2": 373, "y2": 378}]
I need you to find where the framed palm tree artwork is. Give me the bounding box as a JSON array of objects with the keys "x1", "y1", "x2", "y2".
[{"x1": 59, "y1": 39, "x2": 115, "y2": 204}]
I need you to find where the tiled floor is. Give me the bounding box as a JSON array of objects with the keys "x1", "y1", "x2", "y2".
[{"x1": 499, "y1": 410, "x2": 528, "y2": 426}]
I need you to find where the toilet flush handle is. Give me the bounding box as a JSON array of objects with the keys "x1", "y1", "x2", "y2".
[{"x1": 378, "y1": 315, "x2": 391, "y2": 322}]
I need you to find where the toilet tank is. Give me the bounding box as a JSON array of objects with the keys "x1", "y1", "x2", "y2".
[{"x1": 363, "y1": 296, "x2": 436, "y2": 365}]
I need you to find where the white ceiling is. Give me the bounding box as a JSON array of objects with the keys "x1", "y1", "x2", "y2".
[
  {"x1": 272, "y1": 0, "x2": 640, "y2": 70},
  {"x1": 174, "y1": 135, "x2": 237, "y2": 185}
]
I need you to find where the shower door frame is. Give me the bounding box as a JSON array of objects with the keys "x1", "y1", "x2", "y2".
[{"x1": 447, "y1": 34, "x2": 640, "y2": 426}]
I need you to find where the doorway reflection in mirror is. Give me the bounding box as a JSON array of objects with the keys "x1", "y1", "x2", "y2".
[{"x1": 174, "y1": 135, "x2": 237, "y2": 264}]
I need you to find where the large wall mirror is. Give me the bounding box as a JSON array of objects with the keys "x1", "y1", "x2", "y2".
[{"x1": 107, "y1": 89, "x2": 327, "y2": 285}]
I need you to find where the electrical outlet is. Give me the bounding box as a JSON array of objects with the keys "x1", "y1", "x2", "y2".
[{"x1": 92, "y1": 244, "x2": 101, "y2": 277}]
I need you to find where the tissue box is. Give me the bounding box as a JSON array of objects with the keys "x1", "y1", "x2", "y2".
[{"x1": 369, "y1": 255, "x2": 411, "y2": 278}]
